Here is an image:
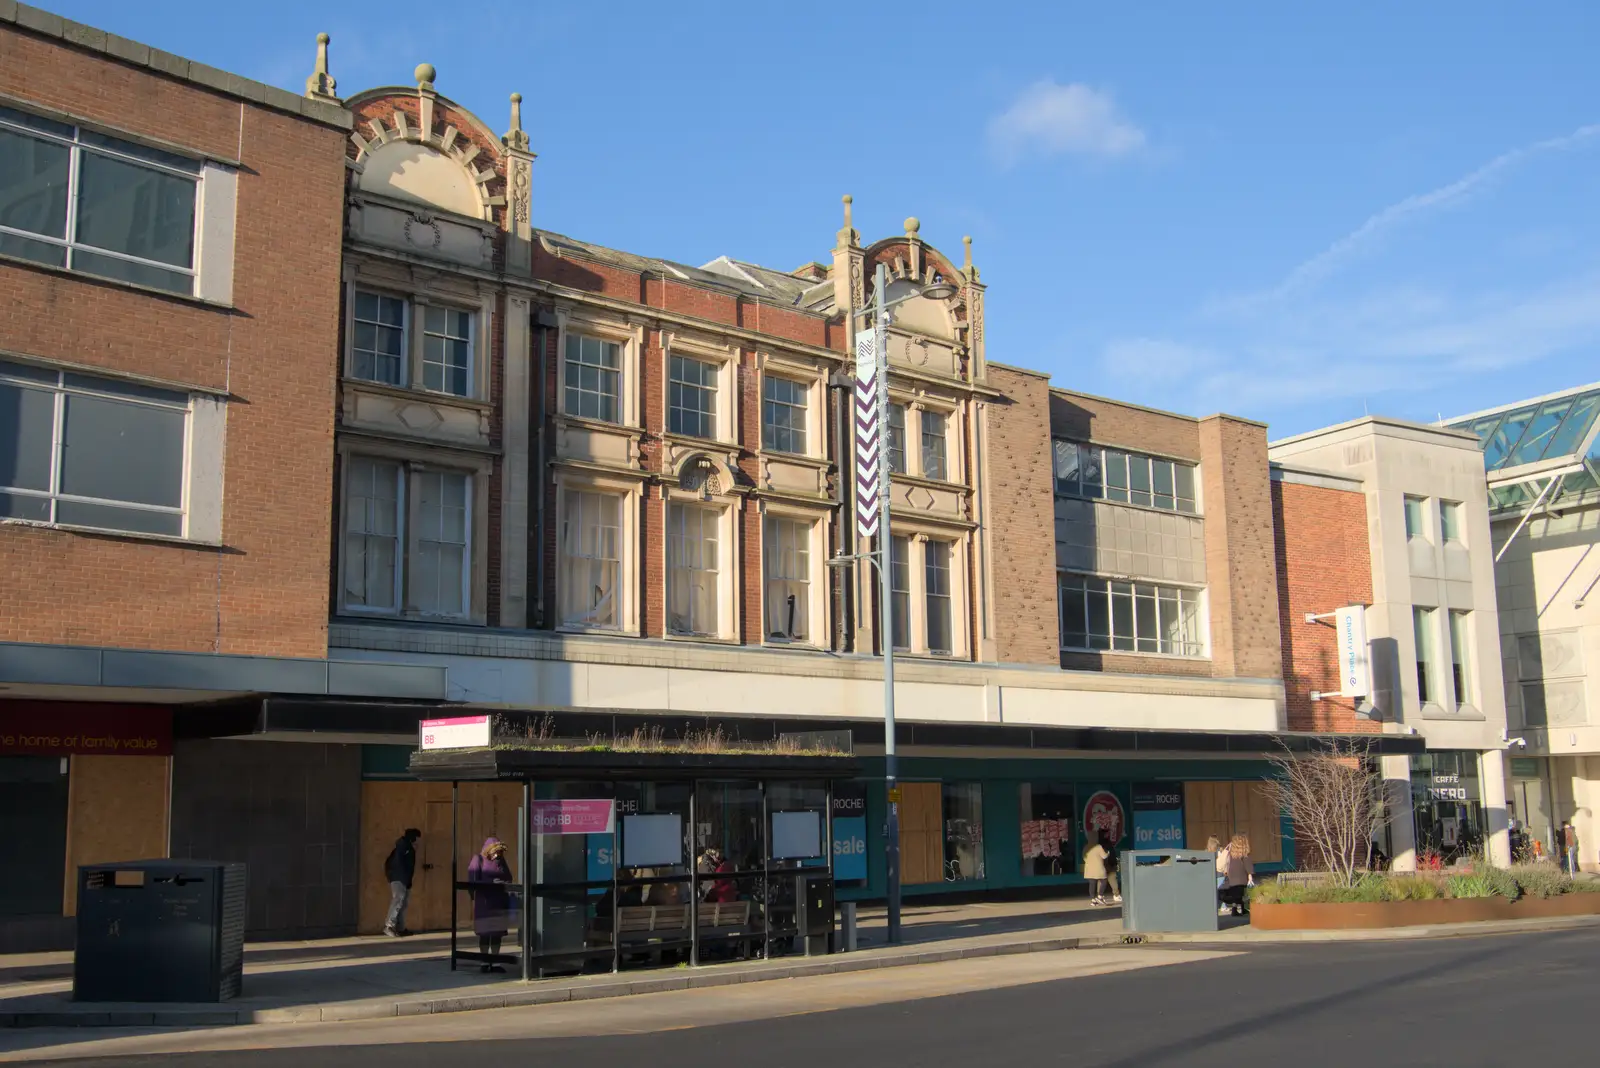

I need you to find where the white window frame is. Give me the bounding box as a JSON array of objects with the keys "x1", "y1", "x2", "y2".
[
  {"x1": 337, "y1": 448, "x2": 485, "y2": 622},
  {"x1": 668, "y1": 352, "x2": 719, "y2": 441},
  {"x1": 563, "y1": 332, "x2": 623, "y2": 424},
  {"x1": 885, "y1": 397, "x2": 961, "y2": 484},
  {"x1": 663, "y1": 333, "x2": 736, "y2": 446},
  {"x1": 344, "y1": 285, "x2": 483, "y2": 400},
  {"x1": 0, "y1": 358, "x2": 226, "y2": 543},
  {"x1": 420, "y1": 305, "x2": 474, "y2": 398},
  {"x1": 761, "y1": 506, "x2": 826, "y2": 646},
  {"x1": 0, "y1": 103, "x2": 236, "y2": 302},
  {"x1": 556, "y1": 485, "x2": 626, "y2": 632},
  {"x1": 410, "y1": 468, "x2": 473, "y2": 618},
  {"x1": 555, "y1": 312, "x2": 641, "y2": 429},
  {"x1": 665, "y1": 495, "x2": 738, "y2": 641},
  {"x1": 341, "y1": 456, "x2": 403, "y2": 614},
  {"x1": 554, "y1": 474, "x2": 642, "y2": 634},
  {"x1": 760, "y1": 370, "x2": 816, "y2": 456},
  {"x1": 1056, "y1": 571, "x2": 1208, "y2": 658},
  {"x1": 886, "y1": 530, "x2": 970, "y2": 658}
]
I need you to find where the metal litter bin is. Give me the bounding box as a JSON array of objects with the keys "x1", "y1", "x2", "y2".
[
  {"x1": 1120, "y1": 849, "x2": 1219, "y2": 934},
  {"x1": 75, "y1": 860, "x2": 246, "y2": 1002},
  {"x1": 794, "y1": 873, "x2": 835, "y2": 956}
]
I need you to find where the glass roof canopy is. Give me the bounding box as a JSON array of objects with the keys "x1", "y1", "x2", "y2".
[{"x1": 1443, "y1": 383, "x2": 1600, "y2": 515}]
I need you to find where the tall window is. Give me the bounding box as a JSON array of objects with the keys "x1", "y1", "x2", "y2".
[
  {"x1": 925, "y1": 540, "x2": 953, "y2": 655},
  {"x1": 343, "y1": 458, "x2": 402, "y2": 611},
  {"x1": 350, "y1": 292, "x2": 476, "y2": 398},
  {"x1": 762, "y1": 376, "x2": 808, "y2": 454},
  {"x1": 559, "y1": 490, "x2": 621, "y2": 628},
  {"x1": 1058, "y1": 573, "x2": 1204, "y2": 656},
  {"x1": 421, "y1": 307, "x2": 472, "y2": 397},
  {"x1": 1404, "y1": 496, "x2": 1428, "y2": 540},
  {"x1": 341, "y1": 458, "x2": 473, "y2": 619},
  {"x1": 413, "y1": 472, "x2": 470, "y2": 616},
  {"x1": 667, "y1": 502, "x2": 720, "y2": 636},
  {"x1": 1414, "y1": 606, "x2": 1437, "y2": 703},
  {"x1": 352, "y1": 292, "x2": 406, "y2": 385},
  {"x1": 0, "y1": 361, "x2": 187, "y2": 536},
  {"x1": 921, "y1": 410, "x2": 949, "y2": 481},
  {"x1": 1440, "y1": 500, "x2": 1464, "y2": 544},
  {"x1": 563, "y1": 334, "x2": 620, "y2": 422},
  {"x1": 764, "y1": 515, "x2": 812, "y2": 641},
  {"x1": 1053, "y1": 441, "x2": 1197, "y2": 513},
  {"x1": 1449, "y1": 610, "x2": 1472, "y2": 705},
  {"x1": 669, "y1": 355, "x2": 717, "y2": 439},
  {"x1": 888, "y1": 404, "x2": 907, "y2": 475},
  {"x1": 890, "y1": 535, "x2": 911, "y2": 650},
  {"x1": 0, "y1": 105, "x2": 200, "y2": 294}
]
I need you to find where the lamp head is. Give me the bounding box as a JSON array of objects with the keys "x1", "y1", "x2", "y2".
[{"x1": 920, "y1": 278, "x2": 959, "y2": 300}]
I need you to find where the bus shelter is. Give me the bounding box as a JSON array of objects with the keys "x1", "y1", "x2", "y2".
[{"x1": 408, "y1": 745, "x2": 856, "y2": 981}]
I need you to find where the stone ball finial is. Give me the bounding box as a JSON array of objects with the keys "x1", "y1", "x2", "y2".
[
  {"x1": 843, "y1": 194, "x2": 853, "y2": 205},
  {"x1": 317, "y1": 32, "x2": 330, "y2": 44},
  {"x1": 415, "y1": 62, "x2": 437, "y2": 88},
  {"x1": 511, "y1": 92, "x2": 523, "y2": 104},
  {"x1": 904, "y1": 216, "x2": 921, "y2": 236}
]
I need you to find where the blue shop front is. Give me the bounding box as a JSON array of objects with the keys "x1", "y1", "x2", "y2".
[{"x1": 827, "y1": 754, "x2": 1297, "y2": 902}]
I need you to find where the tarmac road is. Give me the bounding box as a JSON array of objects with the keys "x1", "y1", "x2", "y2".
[{"x1": 7, "y1": 927, "x2": 1593, "y2": 1066}]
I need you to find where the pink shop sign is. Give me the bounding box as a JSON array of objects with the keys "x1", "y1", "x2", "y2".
[{"x1": 528, "y1": 800, "x2": 615, "y2": 836}]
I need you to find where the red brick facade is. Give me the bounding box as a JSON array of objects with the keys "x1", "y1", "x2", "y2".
[
  {"x1": 1272, "y1": 476, "x2": 1378, "y2": 734},
  {"x1": 0, "y1": 23, "x2": 348, "y2": 659}
]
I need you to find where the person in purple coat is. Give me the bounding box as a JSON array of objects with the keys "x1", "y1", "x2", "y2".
[{"x1": 467, "y1": 837, "x2": 513, "y2": 973}]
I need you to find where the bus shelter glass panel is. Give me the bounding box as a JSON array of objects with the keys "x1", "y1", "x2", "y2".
[
  {"x1": 693, "y1": 780, "x2": 765, "y2": 961},
  {"x1": 766, "y1": 782, "x2": 829, "y2": 948},
  {"x1": 611, "y1": 782, "x2": 693, "y2": 968},
  {"x1": 525, "y1": 787, "x2": 616, "y2": 978},
  {"x1": 446, "y1": 788, "x2": 525, "y2": 974}
]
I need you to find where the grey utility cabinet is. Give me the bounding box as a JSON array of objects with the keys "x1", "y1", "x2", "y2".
[
  {"x1": 74, "y1": 860, "x2": 246, "y2": 1002},
  {"x1": 1120, "y1": 849, "x2": 1220, "y2": 934}
]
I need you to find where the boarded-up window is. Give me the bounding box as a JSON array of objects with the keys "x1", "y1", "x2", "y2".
[{"x1": 1183, "y1": 781, "x2": 1282, "y2": 863}]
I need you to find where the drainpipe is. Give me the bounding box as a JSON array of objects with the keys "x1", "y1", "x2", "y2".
[
  {"x1": 830, "y1": 369, "x2": 854, "y2": 652},
  {"x1": 532, "y1": 309, "x2": 557, "y2": 628}
]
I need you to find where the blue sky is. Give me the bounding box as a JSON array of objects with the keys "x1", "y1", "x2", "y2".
[{"x1": 45, "y1": 1, "x2": 1600, "y2": 438}]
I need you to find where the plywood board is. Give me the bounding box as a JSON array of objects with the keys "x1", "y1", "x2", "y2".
[{"x1": 63, "y1": 755, "x2": 170, "y2": 916}]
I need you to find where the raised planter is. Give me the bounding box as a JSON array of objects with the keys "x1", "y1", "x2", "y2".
[{"x1": 1252, "y1": 894, "x2": 1600, "y2": 930}]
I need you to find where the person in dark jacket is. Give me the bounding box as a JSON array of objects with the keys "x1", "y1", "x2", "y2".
[
  {"x1": 384, "y1": 828, "x2": 421, "y2": 937},
  {"x1": 467, "y1": 837, "x2": 513, "y2": 972}
]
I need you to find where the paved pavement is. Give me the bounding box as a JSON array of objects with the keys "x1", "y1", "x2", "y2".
[{"x1": 7, "y1": 927, "x2": 1597, "y2": 1065}]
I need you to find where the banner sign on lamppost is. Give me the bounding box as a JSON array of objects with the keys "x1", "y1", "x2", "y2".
[{"x1": 854, "y1": 330, "x2": 881, "y2": 538}]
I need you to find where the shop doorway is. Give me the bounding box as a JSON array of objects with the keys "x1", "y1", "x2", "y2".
[
  {"x1": 0, "y1": 757, "x2": 70, "y2": 919},
  {"x1": 421, "y1": 799, "x2": 470, "y2": 931}
]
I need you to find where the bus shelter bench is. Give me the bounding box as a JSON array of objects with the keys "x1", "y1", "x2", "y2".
[{"x1": 589, "y1": 902, "x2": 754, "y2": 962}]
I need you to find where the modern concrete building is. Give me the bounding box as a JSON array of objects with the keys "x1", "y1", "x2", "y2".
[
  {"x1": 1269, "y1": 418, "x2": 1512, "y2": 868},
  {"x1": 1443, "y1": 382, "x2": 1600, "y2": 870}
]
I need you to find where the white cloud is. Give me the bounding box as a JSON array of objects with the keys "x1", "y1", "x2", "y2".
[{"x1": 987, "y1": 80, "x2": 1146, "y2": 165}]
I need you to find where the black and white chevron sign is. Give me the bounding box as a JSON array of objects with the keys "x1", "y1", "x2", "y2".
[{"x1": 854, "y1": 330, "x2": 881, "y2": 538}]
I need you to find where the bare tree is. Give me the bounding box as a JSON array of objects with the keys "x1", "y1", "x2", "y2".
[{"x1": 1264, "y1": 740, "x2": 1390, "y2": 887}]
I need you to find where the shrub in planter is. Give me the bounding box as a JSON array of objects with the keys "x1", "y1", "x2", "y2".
[
  {"x1": 1445, "y1": 868, "x2": 1518, "y2": 900},
  {"x1": 1511, "y1": 864, "x2": 1571, "y2": 900}
]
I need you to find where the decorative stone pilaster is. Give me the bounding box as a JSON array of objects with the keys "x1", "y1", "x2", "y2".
[
  {"x1": 501, "y1": 93, "x2": 536, "y2": 277},
  {"x1": 500, "y1": 294, "x2": 533, "y2": 626},
  {"x1": 963, "y1": 235, "x2": 986, "y2": 381}
]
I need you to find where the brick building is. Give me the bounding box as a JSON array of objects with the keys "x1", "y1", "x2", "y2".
[
  {"x1": 314, "y1": 54, "x2": 1425, "y2": 934},
  {"x1": 0, "y1": 7, "x2": 440, "y2": 950},
  {"x1": 0, "y1": 10, "x2": 1436, "y2": 946}
]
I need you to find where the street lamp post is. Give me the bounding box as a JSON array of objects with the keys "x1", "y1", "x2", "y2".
[{"x1": 842, "y1": 259, "x2": 958, "y2": 945}]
